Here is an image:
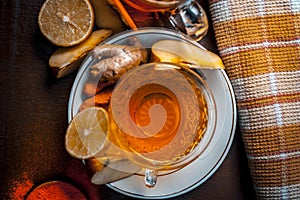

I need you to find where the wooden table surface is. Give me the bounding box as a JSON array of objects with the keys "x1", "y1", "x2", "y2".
[{"x1": 0, "y1": 0, "x2": 256, "y2": 199}]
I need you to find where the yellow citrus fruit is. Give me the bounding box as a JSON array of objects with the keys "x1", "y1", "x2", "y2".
[
  {"x1": 38, "y1": 0, "x2": 94, "y2": 47},
  {"x1": 65, "y1": 107, "x2": 109, "y2": 159}
]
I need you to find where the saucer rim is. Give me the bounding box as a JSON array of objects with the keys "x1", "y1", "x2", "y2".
[{"x1": 67, "y1": 27, "x2": 237, "y2": 199}]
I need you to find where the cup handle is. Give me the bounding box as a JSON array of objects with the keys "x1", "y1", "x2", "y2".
[
  {"x1": 169, "y1": 0, "x2": 208, "y2": 41},
  {"x1": 145, "y1": 169, "x2": 158, "y2": 187}
]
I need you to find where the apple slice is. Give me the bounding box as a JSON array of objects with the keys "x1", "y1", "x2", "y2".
[
  {"x1": 87, "y1": 142, "x2": 141, "y2": 185},
  {"x1": 151, "y1": 40, "x2": 225, "y2": 69},
  {"x1": 89, "y1": 156, "x2": 141, "y2": 185}
]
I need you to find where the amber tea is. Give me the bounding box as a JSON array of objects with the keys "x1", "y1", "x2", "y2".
[{"x1": 108, "y1": 63, "x2": 210, "y2": 170}]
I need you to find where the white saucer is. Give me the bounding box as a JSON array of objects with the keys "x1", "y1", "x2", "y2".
[{"x1": 68, "y1": 28, "x2": 237, "y2": 199}]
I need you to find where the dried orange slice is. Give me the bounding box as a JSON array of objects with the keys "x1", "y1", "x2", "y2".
[
  {"x1": 38, "y1": 0, "x2": 94, "y2": 47},
  {"x1": 65, "y1": 107, "x2": 109, "y2": 159}
]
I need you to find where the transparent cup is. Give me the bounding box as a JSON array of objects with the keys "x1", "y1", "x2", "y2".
[
  {"x1": 123, "y1": 0, "x2": 209, "y2": 41},
  {"x1": 69, "y1": 28, "x2": 219, "y2": 188},
  {"x1": 108, "y1": 62, "x2": 216, "y2": 187}
]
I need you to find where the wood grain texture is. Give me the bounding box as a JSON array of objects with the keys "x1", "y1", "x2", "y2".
[{"x1": 0, "y1": 0, "x2": 255, "y2": 199}]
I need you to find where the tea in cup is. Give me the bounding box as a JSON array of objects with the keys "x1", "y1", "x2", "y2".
[{"x1": 108, "y1": 62, "x2": 216, "y2": 187}]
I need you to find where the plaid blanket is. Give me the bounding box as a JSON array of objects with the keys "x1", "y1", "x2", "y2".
[{"x1": 209, "y1": 0, "x2": 300, "y2": 199}]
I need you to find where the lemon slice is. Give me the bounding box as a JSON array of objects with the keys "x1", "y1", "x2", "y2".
[
  {"x1": 151, "y1": 40, "x2": 225, "y2": 69},
  {"x1": 65, "y1": 107, "x2": 109, "y2": 159},
  {"x1": 38, "y1": 0, "x2": 94, "y2": 47}
]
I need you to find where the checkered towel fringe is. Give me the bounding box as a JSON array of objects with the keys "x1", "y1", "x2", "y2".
[{"x1": 209, "y1": 0, "x2": 300, "y2": 199}]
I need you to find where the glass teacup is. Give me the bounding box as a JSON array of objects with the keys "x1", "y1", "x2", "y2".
[
  {"x1": 123, "y1": 0, "x2": 209, "y2": 41},
  {"x1": 108, "y1": 62, "x2": 216, "y2": 187}
]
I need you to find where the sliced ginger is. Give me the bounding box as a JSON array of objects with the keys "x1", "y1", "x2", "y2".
[{"x1": 49, "y1": 29, "x2": 112, "y2": 78}]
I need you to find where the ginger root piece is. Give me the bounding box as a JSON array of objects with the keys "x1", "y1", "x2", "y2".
[
  {"x1": 49, "y1": 29, "x2": 112, "y2": 78},
  {"x1": 83, "y1": 81, "x2": 113, "y2": 97},
  {"x1": 80, "y1": 86, "x2": 114, "y2": 111},
  {"x1": 90, "y1": 44, "x2": 148, "y2": 82},
  {"x1": 82, "y1": 81, "x2": 100, "y2": 97}
]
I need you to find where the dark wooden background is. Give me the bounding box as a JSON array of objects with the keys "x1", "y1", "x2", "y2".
[{"x1": 0, "y1": 0, "x2": 256, "y2": 199}]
